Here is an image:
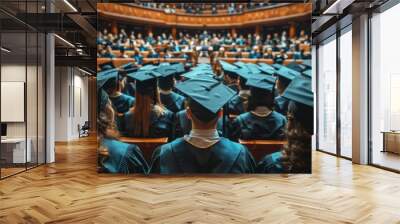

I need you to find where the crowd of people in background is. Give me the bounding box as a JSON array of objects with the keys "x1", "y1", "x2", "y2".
[
  {"x1": 97, "y1": 59, "x2": 313, "y2": 174},
  {"x1": 97, "y1": 28, "x2": 312, "y2": 65},
  {"x1": 133, "y1": 2, "x2": 275, "y2": 14}
]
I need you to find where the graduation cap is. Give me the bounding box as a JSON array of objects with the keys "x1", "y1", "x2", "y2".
[
  {"x1": 234, "y1": 61, "x2": 247, "y2": 68},
  {"x1": 302, "y1": 69, "x2": 312, "y2": 79},
  {"x1": 121, "y1": 62, "x2": 135, "y2": 70},
  {"x1": 175, "y1": 76, "x2": 236, "y2": 114},
  {"x1": 286, "y1": 62, "x2": 308, "y2": 73},
  {"x1": 302, "y1": 60, "x2": 312, "y2": 69},
  {"x1": 246, "y1": 74, "x2": 277, "y2": 93},
  {"x1": 97, "y1": 69, "x2": 119, "y2": 90},
  {"x1": 220, "y1": 61, "x2": 240, "y2": 79},
  {"x1": 276, "y1": 66, "x2": 301, "y2": 81},
  {"x1": 271, "y1": 63, "x2": 283, "y2": 70},
  {"x1": 182, "y1": 69, "x2": 215, "y2": 80},
  {"x1": 119, "y1": 63, "x2": 139, "y2": 79},
  {"x1": 99, "y1": 61, "x2": 115, "y2": 71},
  {"x1": 235, "y1": 67, "x2": 252, "y2": 80},
  {"x1": 245, "y1": 63, "x2": 261, "y2": 74},
  {"x1": 283, "y1": 76, "x2": 313, "y2": 107},
  {"x1": 171, "y1": 63, "x2": 185, "y2": 74},
  {"x1": 156, "y1": 65, "x2": 177, "y2": 78},
  {"x1": 195, "y1": 63, "x2": 212, "y2": 70},
  {"x1": 127, "y1": 70, "x2": 162, "y2": 94},
  {"x1": 139, "y1": 64, "x2": 159, "y2": 71},
  {"x1": 257, "y1": 63, "x2": 276, "y2": 76}
]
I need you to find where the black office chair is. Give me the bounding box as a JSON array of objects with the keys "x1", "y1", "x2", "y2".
[{"x1": 78, "y1": 121, "x2": 90, "y2": 138}]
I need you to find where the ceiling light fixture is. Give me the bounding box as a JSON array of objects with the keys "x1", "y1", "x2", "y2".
[
  {"x1": 63, "y1": 0, "x2": 78, "y2": 12},
  {"x1": 78, "y1": 67, "x2": 93, "y2": 76},
  {"x1": 54, "y1": 34, "x2": 75, "y2": 48},
  {"x1": 1, "y1": 47, "x2": 11, "y2": 53}
]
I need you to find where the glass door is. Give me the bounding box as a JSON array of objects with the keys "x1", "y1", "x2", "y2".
[{"x1": 317, "y1": 35, "x2": 337, "y2": 154}]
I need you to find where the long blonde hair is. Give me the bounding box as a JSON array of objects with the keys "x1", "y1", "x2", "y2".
[{"x1": 97, "y1": 101, "x2": 119, "y2": 171}]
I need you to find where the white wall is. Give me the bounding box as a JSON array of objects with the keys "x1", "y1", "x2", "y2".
[{"x1": 54, "y1": 67, "x2": 89, "y2": 141}]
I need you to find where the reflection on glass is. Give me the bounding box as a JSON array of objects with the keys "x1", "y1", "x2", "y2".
[
  {"x1": 340, "y1": 29, "x2": 352, "y2": 158},
  {"x1": 27, "y1": 32, "x2": 38, "y2": 169},
  {"x1": 318, "y1": 37, "x2": 337, "y2": 154},
  {"x1": 371, "y1": 3, "x2": 400, "y2": 171},
  {"x1": 1, "y1": 32, "x2": 27, "y2": 177}
]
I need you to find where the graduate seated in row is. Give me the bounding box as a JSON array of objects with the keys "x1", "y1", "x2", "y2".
[
  {"x1": 219, "y1": 61, "x2": 240, "y2": 93},
  {"x1": 150, "y1": 77, "x2": 256, "y2": 174},
  {"x1": 97, "y1": 89, "x2": 148, "y2": 174},
  {"x1": 228, "y1": 67, "x2": 251, "y2": 115},
  {"x1": 120, "y1": 63, "x2": 138, "y2": 98},
  {"x1": 99, "y1": 69, "x2": 135, "y2": 114},
  {"x1": 157, "y1": 63, "x2": 186, "y2": 113},
  {"x1": 174, "y1": 69, "x2": 225, "y2": 137},
  {"x1": 274, "y1": 66, "x2": 300, "y2": 115},
  {"x1": 257, "y1": 76, "x2": 313, "y2": 173},
  {"x1": 230, "y1": 74, "x2": 287, "y2": 141},
  {"x1": 121, "y1": 70, "x2": 174, "y2": 138}
]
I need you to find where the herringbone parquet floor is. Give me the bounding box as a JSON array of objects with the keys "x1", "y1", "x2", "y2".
[{"x1": 1, "y1": 136, "x2": 400, "y2": 224}]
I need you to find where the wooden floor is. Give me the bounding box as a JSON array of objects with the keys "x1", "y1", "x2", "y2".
[{"x1": 1, "y1": 136, "x2": 400, "y2": 223}]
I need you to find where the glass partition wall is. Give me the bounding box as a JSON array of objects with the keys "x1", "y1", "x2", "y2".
[
  {"x1": 316, "y1": 25, "x2": 353, "y2": 159},
  {"x1": 370, "y1": 3, "x2": 400, "y2": 171},
  {"x1": 0, "y1": 2, "x2": 46, "y2": 179}
]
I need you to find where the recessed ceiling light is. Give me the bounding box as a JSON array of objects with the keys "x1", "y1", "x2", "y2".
[{"x1": 54, "y1": 34, "x2": 75, "y2": 48}]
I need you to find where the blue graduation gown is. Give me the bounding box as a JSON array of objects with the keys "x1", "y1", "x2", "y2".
[
  {"x1": 122, "y1": 82, "x2": 136, "y2": 98},
  {"x1": 230, "y1": 111, "x2": 287, "y2": 141},
  {"x1": 99, "y1": 138, "x2": 149, "y2": 174},
  {"x1": 228, "y1": 95, "x2": 247, "y2": 115},
  {"x1": 175, "y1": 110, "x2": 224, "y2": 138},
  {"x1": 150, "y1": 137, "x2": 256, "y2": 174},
  {"x1": 122, "y1": 108, "x2": 174, "y2": 138},
  {"x1": 256, "y1": 151, "x2": 285, "y2": 173},
  {"x1": 274, "y1": 96, "x2": 289, "y2": 116},
  {"x1": 160, "y1": 92, "x2": 186, "y2": 113},
  {"x1": 109, "y1": 94, "x2": 135, "y2": 114}
]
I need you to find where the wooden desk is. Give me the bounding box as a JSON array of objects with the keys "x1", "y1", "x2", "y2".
[
  {"x1": 382, "y1": 131, "x2": 400, "y2": 154},
  {"x1": 239, "y1": 139, "x2": 287, "y2": 162},
  {"x1": 142, "y1": 58, "x2": 160, "y2": 64},
  {"x1": 119, "y1": 137, "x2": 168, "y2": 161},
  {"x1": 1, "y1": 138, "x2": 32, "y2": 165}
]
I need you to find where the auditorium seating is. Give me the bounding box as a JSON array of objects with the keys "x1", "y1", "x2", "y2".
[
  {"x1": 239, "y1": 139, "x2": 287, "y2": 162},
  {"x1": 97, "y1": 3, "x2": 311, "y2": 28},
  {"x1": 119, "y1": 137, "x2": 168, "y2": 162},
  {"x1": 97, "y1": 58, "x2": 190, "y2": 71},
  {"x1": 116, "y1": 137, "x2": 286, "y2": 164}
]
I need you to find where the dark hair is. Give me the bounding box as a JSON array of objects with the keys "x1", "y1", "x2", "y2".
[
  {"x1": 248, "y1": 87, "x2": 275, "y2": 111},
  {"x1": 103, "y1": 78, "x2": 119, "y2": 95},
  {"x1": 188, "y1": 98, "x2": 218, "y2": 123},
  {"x1": 276, "y1": 76, "x2": 291, "y2": 94},
  {"x1": 239, "y1": 77, "x2": 249, "y2": 90},
  {"x1": 158, "y1": 75, "x2": 174, "y2": 91},
  {"x1": 281, "y1": 101, "x2": 313, "y2": 173},
  {"x1": 225, "y1": 71, "x2": 238, "y2": 80}
]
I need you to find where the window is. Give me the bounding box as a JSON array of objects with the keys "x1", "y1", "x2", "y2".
[
  {"x1": 317, "y1": 35, "x2": 337, "y2": 154},
  {"x1": 339, "y1": 27, "x2": 352, "y2": 158},
  {"x1": 370, "y1": 3, "x2": 400, "y2": 171}
]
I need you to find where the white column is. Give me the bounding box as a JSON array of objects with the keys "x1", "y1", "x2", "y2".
[
  {"x1": 352, "y1": 14, "x2": 369, "y2": 164},
  {"x1": 46, "y1": 33, "x2": 55, "y2": 163}
]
